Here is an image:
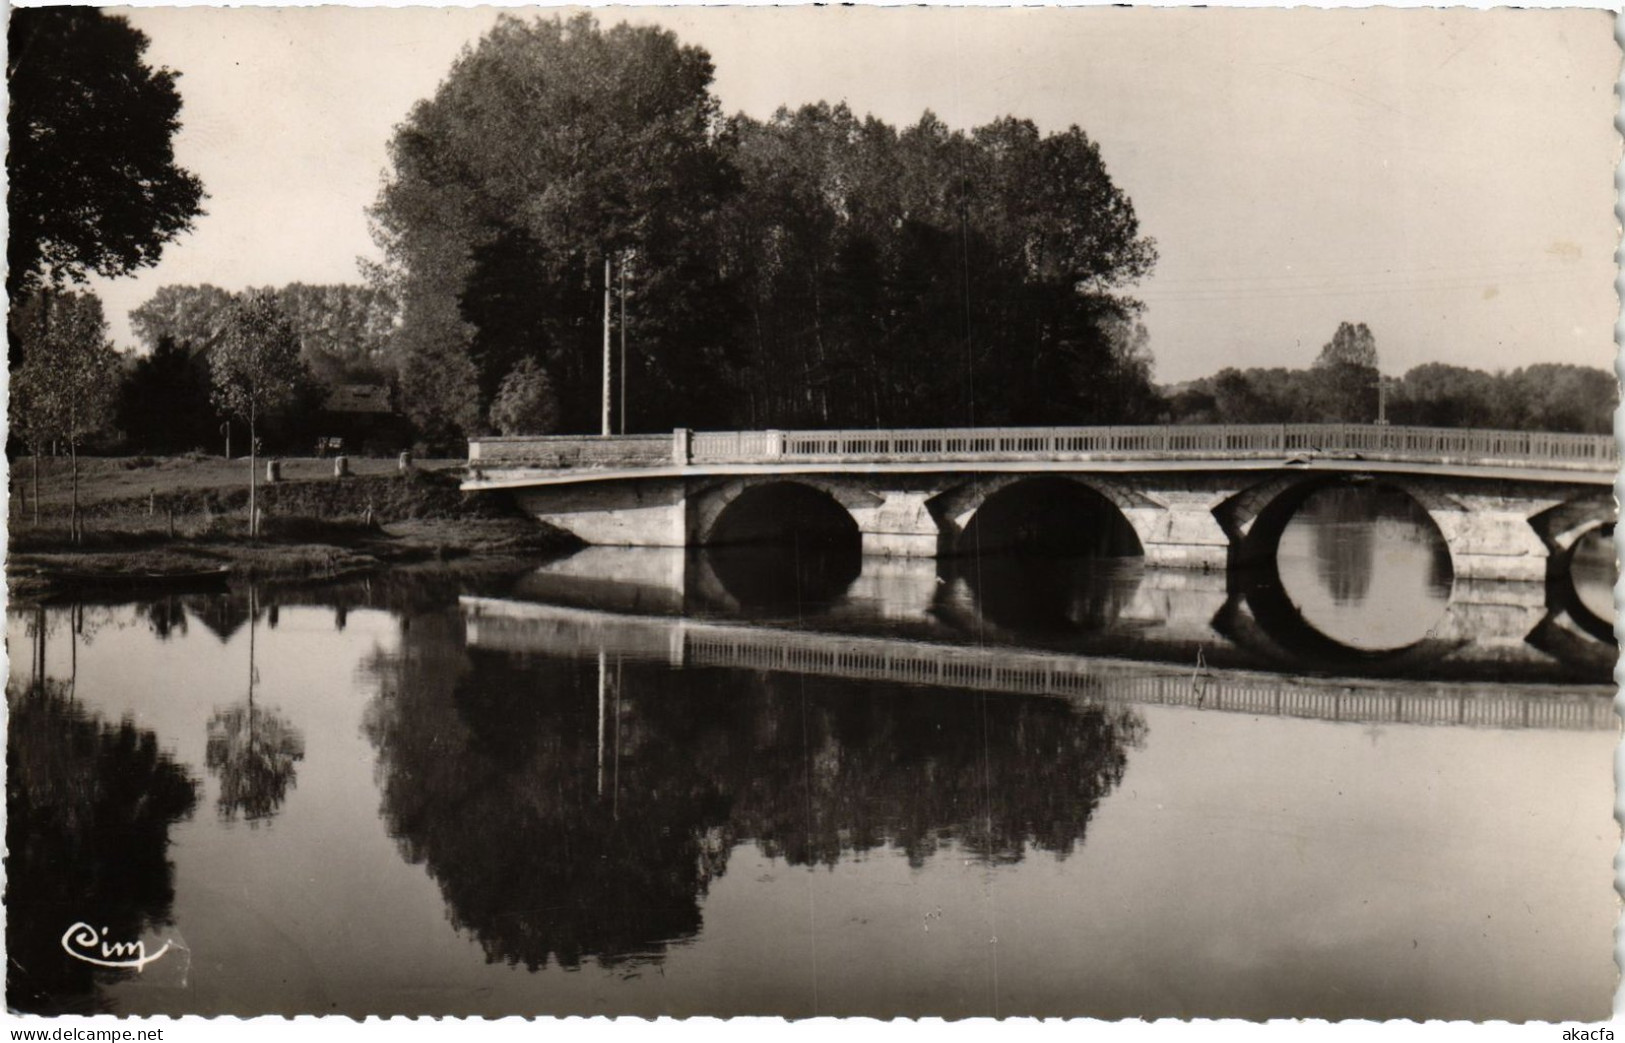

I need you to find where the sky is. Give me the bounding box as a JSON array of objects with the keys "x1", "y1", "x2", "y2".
[{"x1": 81, "y1": 4, "x2": 1621, "y2": 385}]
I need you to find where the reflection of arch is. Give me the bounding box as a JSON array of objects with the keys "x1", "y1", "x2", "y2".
[
  {"x1": 1544, "y1": 522, "x2": 1616, "y2": 645},
  {"x1": 1218, "y1": 569, "x2": 1465, "y2": 673},
  {"x1": 948, "y1": 555, "x2": 1146, "y2": 636},
  {"x1": 1526, "y1": 612, "x2": 1617, "y2": 673},
  {"x1": 950, "y1": 476, "x2": 1144, "y2": 557},
  {"x1": 693, "y1": 545, "x2": 862, "y2": 613},
  {"x1": 690, "y1": 479, "x2": 863, "y2": 548}
]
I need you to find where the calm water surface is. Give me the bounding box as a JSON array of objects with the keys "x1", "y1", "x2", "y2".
[{"x1": 7, "y1": 489, "x2": 1617, "y2": 1019}]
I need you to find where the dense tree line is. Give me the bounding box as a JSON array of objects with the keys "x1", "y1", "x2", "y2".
[
  {"x1": 1167, "y1": 360, "x2": 1616, "y2": 434},
  {"x1": 369, "y1": 14, "x2": 1160, "y2": 447},
  {"x1": 130, "y1": 282, "x2": 394, "y2": 386}
]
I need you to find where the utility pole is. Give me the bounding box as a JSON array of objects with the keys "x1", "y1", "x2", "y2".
[
  {"x1": 601, "y1": 255, "x2": 612, "y2": 437},
  {"x1": 619, "y1": 260, "x2": 627, "y2": 435}
]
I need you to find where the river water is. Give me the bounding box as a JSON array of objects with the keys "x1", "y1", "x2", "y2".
[{"x1": 7, "y1": 485, "x2": 1617, "y2": 1019}]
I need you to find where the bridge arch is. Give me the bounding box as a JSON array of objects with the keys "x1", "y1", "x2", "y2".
[
  {"x1": 941, "y1": 476, "x2": 1145, "y2": 558},
  {"x1": 1221, "y1": 473, "x2": 1452, "y2": 575},
  {"x1": 689, "y1": 477, "x2": 864, "y2": 548}
]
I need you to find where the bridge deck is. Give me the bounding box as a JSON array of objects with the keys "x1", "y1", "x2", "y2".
[{"x1": 465, "y1": 423, "x2": 1616, "y2": 488}]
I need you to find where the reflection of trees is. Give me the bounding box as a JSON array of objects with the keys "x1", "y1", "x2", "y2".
[
  {"x1": 184, "y1": 592, "x2": 253, "y2": 643},
  {"x1": 204, "y1": 590, "x2": 304, "y2": 824},
  {"x1": 6, "y1": 678, "x2": 198, "y2": 1013},
  {"x1": 363, "y1": 611, "x2": 1143, "y2": 971},
  {"x1": 1305, "y1": 486, "x2": 1377, "y2": 605},
  {"x1": 137, "y1": 596, "x2": 189, "y2": 640},
  {"x1": 723, "y1": 671, "x2": 1143, "y2": 868},
  {"x1": 363, "y1": 613, "x2": 724, "y2": 971},
  {"x1": 1299, "y1": 485, "x2": 1451, "y2": 607}
]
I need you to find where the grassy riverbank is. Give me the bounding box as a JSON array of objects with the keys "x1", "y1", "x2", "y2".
[{"x1": 7, "y1": 455, "x2": 575, "y2": 601}]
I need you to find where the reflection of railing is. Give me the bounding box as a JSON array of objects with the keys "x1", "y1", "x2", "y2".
[
  {"x1": 460, "y1": 598, "x2": 1615, "y2": 732},
  {"x1": 468, "y1": 423, "x2": 1617, "y2": 474}
]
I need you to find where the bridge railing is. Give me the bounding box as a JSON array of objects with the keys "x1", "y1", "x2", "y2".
[{"x1": 468, "y1": 423, "x2": 1617, "y2": 472}]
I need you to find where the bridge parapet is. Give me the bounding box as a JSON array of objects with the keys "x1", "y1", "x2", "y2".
[
  {"x1": 471, "y1": 423, "x2": 1617, "y2": 475},
  {"x1": 470, "y1": 432, "x2": 674, "y2": 470}
]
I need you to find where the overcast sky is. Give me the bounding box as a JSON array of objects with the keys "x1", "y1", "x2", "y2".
[{"x1": 88, "y1": 4, "x2": 1620, "y2": 385}]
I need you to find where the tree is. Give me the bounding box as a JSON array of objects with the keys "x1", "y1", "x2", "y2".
[
  {"x1": 6, "y1": 8, "x2": 204, "y2": 302},
  {"x1": 128, "y1": 284, "x2": 238, "y2": 356},
  {"x1": 209, "y1": 293, "x2": 307, "y2": 536},
  {"x1": 10, "y1": 290, "x2": 122, "y2": 538},
  {"x1": 489, "y1": 357, "x2": 561, "y2": 435},
  {"x1": 1315, "y1": 321, "x2": 1378, "y2": 369},
  {"x1": 370, "y1": 13, "x2": 736, "y2": 438},
  {"x1": 267, "y1": 283, "x2": 397, "y2": 386},
  {"x1": 116, "y1": 334, "x2": 221, "y2": 453},
  {"x1": 1311, "y1": 321, "x2": 1380, "y2": 421},
  {"x1": 373, "y1": 17, "x2": 1159, "y2": 436},
  {"x1": 1392, "y1": 362, "x2": 1499, "y2": 428},
  {"x1": 716, "y1": 106, "x2": 1158, "y2": 428},
  {"x1": 1497, "y1": 364, "x2": 1618, "y2": 434}
]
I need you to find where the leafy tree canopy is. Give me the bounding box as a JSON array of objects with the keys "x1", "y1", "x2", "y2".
[
  {"x1": 130, "y1": 283, "x2": 238, "y2": 356},
  {"x1": 371, "y1": 14, "x2": 733, "y2": 441},
  {"x1": 1315, "y1": 321, "x2": 1378, "y2": 370},
  {"x1": 116, "y1": 334, "x2": 222, "y2": 454},
  {"x1": 7, "y1": 8, "x2": 204, "y2": 298}
]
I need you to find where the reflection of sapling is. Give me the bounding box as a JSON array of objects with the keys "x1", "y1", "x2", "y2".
[
  {"x1": 205, "y1": 704, "x2": 306, "y2": 824},
  {"x1": 205, "y1": 589, "x2": 306, "y2": 825}
]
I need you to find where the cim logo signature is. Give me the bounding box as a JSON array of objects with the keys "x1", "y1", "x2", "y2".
[{"x1": 60, "y1": 922, "x2": 172, "y2": 972}]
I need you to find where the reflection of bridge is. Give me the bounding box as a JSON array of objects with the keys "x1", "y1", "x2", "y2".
[
  {"x1": 510, "y1": 546, "x2": 1613, "y2": 683},
  {"x1": 465, "y1": 424, "x2": 1615, "y2": 580},
  {"x1": 460, "y1": 597, "x2": 1615, "y2": 732}
]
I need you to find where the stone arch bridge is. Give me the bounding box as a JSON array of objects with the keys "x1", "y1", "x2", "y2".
[{"x1": 464, "y1": 424, "x2": 1616, "y2": 582}]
